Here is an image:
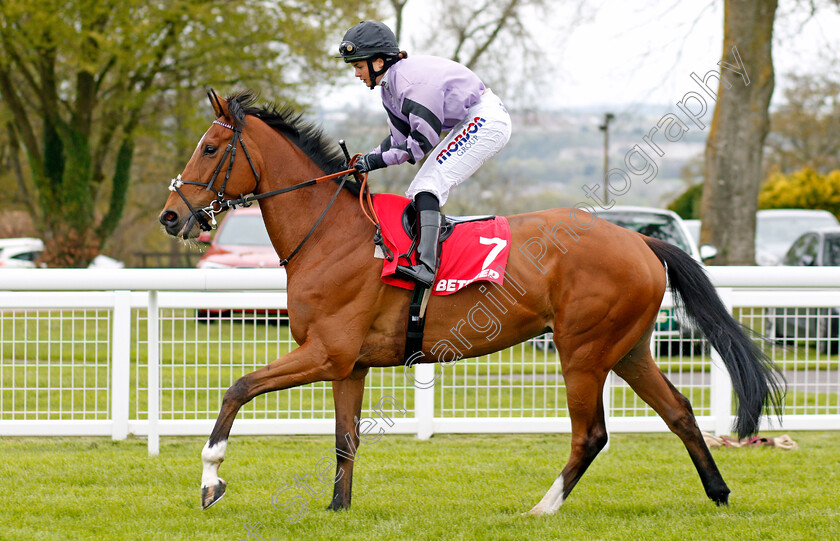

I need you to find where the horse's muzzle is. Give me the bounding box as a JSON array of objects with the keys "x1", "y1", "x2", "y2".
[{"x1": 159, "y1": 209, "x2": 194, "y2": 238}]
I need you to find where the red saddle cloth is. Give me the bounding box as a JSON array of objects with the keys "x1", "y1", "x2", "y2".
[{"x1": 372, "y1": 193, "x2": 511, "y2": 295}]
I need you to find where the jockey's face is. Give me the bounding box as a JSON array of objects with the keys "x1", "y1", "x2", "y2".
[{"x1": 352, "y1": 58, "x2": 385, "y2": 87}]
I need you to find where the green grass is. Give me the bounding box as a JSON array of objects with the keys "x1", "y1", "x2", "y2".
[
  {"x1": 0, "y1": 432, "x2": 838, "y2": 540},
  {"x1": 3, "y1": 308, "x2": 839, "y2": 422},
  {"x1": 2, "y1": 308, "x2": 839, "y2": 423}
]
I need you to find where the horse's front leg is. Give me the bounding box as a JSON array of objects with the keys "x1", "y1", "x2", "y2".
[
  {"x1": 200, "y1": 341, "x2": 355, "y2": 510},
  {"x1": 328, "y1": 366, "x2": 369, "y2": 511}
]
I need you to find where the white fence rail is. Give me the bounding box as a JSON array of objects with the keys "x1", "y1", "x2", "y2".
[{"x1": 2, "y1": 268, "x2": 839, "y2": 455}]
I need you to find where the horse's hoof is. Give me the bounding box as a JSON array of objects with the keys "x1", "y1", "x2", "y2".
[
  {"x1": 524, "y1": 506, "x2": 551, "y2": 517},
  {"x1": 201, "y1": 479, "x2": 227, "y2": 509},
  {"x1": 710, "y1": 487, "x2": 730, "y2": 507}
]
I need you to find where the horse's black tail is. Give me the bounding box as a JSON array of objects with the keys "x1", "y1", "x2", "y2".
[{"x1": 644, "y1": 237, "x2": 785, "y2": 439}]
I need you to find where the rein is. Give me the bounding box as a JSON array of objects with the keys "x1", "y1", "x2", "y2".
[
  {"x1": 169, "y1": 119, "x2": 390, "y2": 266},
  {"x1": 357, "y1": 174, "x2": 394, "y2": 262}
]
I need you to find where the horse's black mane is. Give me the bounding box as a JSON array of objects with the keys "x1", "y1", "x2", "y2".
[{"x1": 226, "y1": 90, "x2": 362, "y2": 196}]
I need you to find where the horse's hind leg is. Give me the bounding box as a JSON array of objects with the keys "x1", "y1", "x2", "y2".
[
  {"x1": 529, "y1": 358, "x2": 609, "y2": 515},
  {"x1": 612, "y1": 341, "x2": 730, "y2": 505},
  {"x1": 328, "y1": 366, "x2": 368, "y2": 511}
]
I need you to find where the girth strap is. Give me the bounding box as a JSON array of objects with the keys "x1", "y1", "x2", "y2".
[{"x1": 403, "y1": 285, "x2": 431, "y2": 365}]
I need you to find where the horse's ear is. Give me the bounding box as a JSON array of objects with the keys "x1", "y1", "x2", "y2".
[{"x1": 206, "y1": 88, "x2": 227, "y2": 119}]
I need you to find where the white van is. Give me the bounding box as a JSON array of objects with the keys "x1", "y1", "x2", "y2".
[{"x1": 756, "y1": 209, "x2": 840, "y2": 265}]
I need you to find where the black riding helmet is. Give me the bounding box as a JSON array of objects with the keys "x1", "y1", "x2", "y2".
[{"x1": 337, "y1": 21, "x2": 401, "y2": 89}]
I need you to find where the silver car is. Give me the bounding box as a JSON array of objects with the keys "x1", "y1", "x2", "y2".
[
  {"x1": 530, "y1": 207, "x2": 715, "y2": 353},
  {"x1": 756, "y1": 209, "x2": 839, "y2": 266}
]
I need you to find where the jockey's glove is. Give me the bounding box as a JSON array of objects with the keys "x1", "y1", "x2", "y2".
[{"x1": 354, "y1": 152, "x2": 386, "y2": 174}]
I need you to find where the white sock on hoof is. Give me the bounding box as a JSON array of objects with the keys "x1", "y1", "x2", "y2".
[
  {"x1": 201, "y1": 440, "x2": 227, "y2": 488},
  {"x1": 527, "y1": 475, "x2": 564, "y2": 516}
]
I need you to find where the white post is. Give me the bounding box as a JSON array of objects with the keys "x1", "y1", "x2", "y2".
[
  {"x1": 414, "y1": 364, "x2": 436, "y2": 440},
  {"x1": 711, "y1": 287, "x2": 734, "y2": 436},
  {"x1": 148, "y1": 290, "x2": 160, "y2": 456},
  {"x1": 111, "y1": 291, "x2": 131, "y2": 440},
  {"x1": 602, "y1": 372, "x2": 611, "y2": 451}
]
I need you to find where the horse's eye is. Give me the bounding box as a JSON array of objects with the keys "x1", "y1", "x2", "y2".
[{"x1": 203, "y1": 145, "x2": 217, "y2": 156}]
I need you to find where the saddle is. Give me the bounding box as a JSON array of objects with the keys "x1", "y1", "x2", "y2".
[
  {"x1": 370, "y1": 194, "x2": 512, "y2": 365},
  {"x1": 400, "y1": 203, "x2": 495, "y2": 244},
  {"x1": 372, "y1": 194, "x2": 510, "y2": 294}
]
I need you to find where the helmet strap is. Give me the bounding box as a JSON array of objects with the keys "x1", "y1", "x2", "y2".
[
  {"x1": 366, "y1": 57, "x2": 396, "y2": 90},
  {"x1": 366, "y1": 59, "x2": 381, "y2": 89}
]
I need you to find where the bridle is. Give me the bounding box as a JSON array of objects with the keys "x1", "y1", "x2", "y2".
[
  {"x1": 168, "y1": 119, "x2": 262, "y2": 232},
  {"x1": 167, "y1": 118, "x2": 376, "y2": 266}
]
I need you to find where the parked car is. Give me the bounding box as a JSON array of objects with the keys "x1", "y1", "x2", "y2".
[
  {"x1": 196, "y1": 206, "x2": 287, "y2": 321},
  {"x1": 755, "y1": 209, "x2": 840, "y2": 266},
  {"x1": 197, "y1": 206, "x2": 280, "y2": 269},
  {"x1": 683, "y1": 219, "x2": 701, "y2": 247},
  {"x1": 530, "y1": 207, "x2": 714, "y2": 354},
  {"x1": 0, "y1": 237, "x2": 44, "y2": 268},
  {"x1": 765, "y1": 227, "x2": 840, "y2": 353},
  {"x1": 596, "y1": 207, "x2": 716, "y2": 262},
  {"x1": 783, "y1": 228, "x2": 840, "y2": 267},
  {"x1": 600, "y1": 207, "x2": 715, "y2": 353},
  {"x1": 0, "y1": 238, "x2": 124, "y2": 269}
]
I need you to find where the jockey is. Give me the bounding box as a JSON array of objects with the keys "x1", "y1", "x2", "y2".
[{"x1": 337, "y1": 20, "x2": 512, "y2": 288}]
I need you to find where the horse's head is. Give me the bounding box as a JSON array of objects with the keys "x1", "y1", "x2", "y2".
[{"x1": 159, "y1": 90, "x2": 262, "y2": 239}]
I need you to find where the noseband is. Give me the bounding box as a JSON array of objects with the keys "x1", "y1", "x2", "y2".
[{"x1": 168, "y1": 119, "x2": 261, "y2": 231}]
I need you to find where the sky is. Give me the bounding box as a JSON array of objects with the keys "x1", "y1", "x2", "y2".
[
  {"x1": 548, "y1": 0, "x2": 840, "y2": 109},
  {"x1": 322, "y1": 0, "x2": 840, "y2": 111}
]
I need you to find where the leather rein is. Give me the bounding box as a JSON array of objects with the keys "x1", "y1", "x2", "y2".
[{"x1": 168, "y1": 118, "x2": 391, "y2": 266}]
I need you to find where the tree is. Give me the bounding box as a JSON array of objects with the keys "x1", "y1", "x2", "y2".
[
  {"x1": 388, "y1": 0, "x2": 582, "y2": 107},
  {"x1": 675, "y1": 71, "x2": 840, "y2": 225},
  {"x1": 700, "y1": 0, "x2": 777, "y2": 265},
  {"x1": 764, "y1": 72, "x2": 840, "y2": 174},
  {"x1": 668, "y1": 183, "x2": 703, "y2": 220},
  {"x1": 700, "y1": 0, "x2": 840, "y2": 265},
  {"x1": 759, "y1": 167, "x2": 840, "y2": 220},
  {"x1": 387, "y1": 0, "x2": 410, "y2": 42},
  {"x1": 666, "y1": 154, "x2": 705, "y2": 219},
  {"x1": 0, "y1": 0, "x2": 374, "y2": 267}
]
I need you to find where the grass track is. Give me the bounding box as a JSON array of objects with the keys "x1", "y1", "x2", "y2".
[{"x1": 1, "y1": 432, "x2": 838, "y2": 540}]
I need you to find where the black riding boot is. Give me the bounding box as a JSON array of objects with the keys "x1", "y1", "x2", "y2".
[{"x1": 397, "y1": 209, "x2": 443, "y2": 288}]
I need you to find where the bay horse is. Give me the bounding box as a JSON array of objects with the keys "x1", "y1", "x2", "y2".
[{"x1": 159, "y1": 90, "x2": 783, "y2": 515}]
